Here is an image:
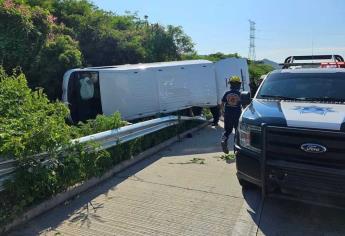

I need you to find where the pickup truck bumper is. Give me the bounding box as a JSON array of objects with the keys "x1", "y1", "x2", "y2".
[
  {"x1": 235, "y1": 126, "x2": 345, "y2": 207},
  {"x1": 235, "y1": 145, "x2": 262, "y2": 186}
]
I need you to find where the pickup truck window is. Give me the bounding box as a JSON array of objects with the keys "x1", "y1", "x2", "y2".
[{"x1": 257, "y1": 72, "x2": 345, "y2": 102}]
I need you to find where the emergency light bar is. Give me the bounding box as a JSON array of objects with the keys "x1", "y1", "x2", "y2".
[{"x1": 320, "y1": 62, "x2": 345, "y2": 68}]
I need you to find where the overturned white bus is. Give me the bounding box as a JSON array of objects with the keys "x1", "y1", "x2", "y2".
[{"x1": 62, "y1": 58, "x2": 250, "y2": 123}]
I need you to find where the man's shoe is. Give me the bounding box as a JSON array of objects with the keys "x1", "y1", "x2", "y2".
[{"x1": 221, "y1": 140, "x2": 229, "y2": 154}]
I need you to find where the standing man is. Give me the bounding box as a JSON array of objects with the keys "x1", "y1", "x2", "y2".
[{"x1": 221, "y1": 76, "x2": 242, "y2": 154}]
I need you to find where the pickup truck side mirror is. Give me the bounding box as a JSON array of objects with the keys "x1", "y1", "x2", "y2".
[{"x1": 241, "y1": 91, "x2": 252, "y2": 106}]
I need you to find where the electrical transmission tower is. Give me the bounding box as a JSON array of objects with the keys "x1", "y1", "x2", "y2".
[{"x1": 248, "y1": 20, "x2": 256, "y2": 61}]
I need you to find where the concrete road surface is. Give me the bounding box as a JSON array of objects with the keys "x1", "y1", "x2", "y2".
[{"x1": 8, "y1": 123, "x2": 345, "y2": 236}]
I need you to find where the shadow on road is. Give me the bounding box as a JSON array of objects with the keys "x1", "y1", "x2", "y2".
[
  {"x1": 7, "y1": 174, "x2": 132, "y2": 236},
  {"x1": 242, "y1": 186, "x2": 345, "y2": 235},
  {"x1": 261, "y1": 197, "x2": 345, "y2": 235}
]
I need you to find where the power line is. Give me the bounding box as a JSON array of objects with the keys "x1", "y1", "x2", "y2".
[{"x1": 248, "y1": 20, "x2": 256, "y2": 61}]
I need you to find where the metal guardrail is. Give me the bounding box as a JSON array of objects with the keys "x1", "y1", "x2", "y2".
[{"x1": 0, "y1": 116, "x2": 206, "y2": 192}]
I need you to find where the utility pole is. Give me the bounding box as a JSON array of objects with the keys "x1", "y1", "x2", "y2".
[
  {"x1": 144, "y1": 15, "x2": 149, "y2": 27},
  {"x1": 248, "y1": 20, "x2": 256, "y2": 61}
]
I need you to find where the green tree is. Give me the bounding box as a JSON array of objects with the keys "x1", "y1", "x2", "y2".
[
  {"x1": 166, "y1": 25, "x2": 194, "y2": 58},
  {"x1": 19, "y1": 0, "x2": 55, "y2": 11},
  {"x1": 30, "y1": 34, "x2": 82, "y2": 99},
  {"x1": 49, "y1": 1, "x2": 146, "y2": 65},
  {"x1": 0, "y1": 0, "x2": 52, "y2": 73},
  {"x1": 143, "y1": 24, "x2": 194, "y2": 62}
]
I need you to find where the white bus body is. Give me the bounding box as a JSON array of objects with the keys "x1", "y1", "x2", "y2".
[
  {"x1": 62, "y1": 59, "x2": 249, "y2": 122},
  {"x1": 215, "y1": 58, "x2": 250, "y2": 102}
]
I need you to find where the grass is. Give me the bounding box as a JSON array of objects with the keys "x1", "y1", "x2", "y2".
[
  {"x1": 220, "y1": 153, "x2": 236, "y2": 161},
  {"x1": 214, "y1": 152, "x2": 236, "y2": 162}
]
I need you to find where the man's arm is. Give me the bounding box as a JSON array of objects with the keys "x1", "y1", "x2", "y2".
[{"x1": 220, "y1": 92, "x2": 227, "y2": 117}]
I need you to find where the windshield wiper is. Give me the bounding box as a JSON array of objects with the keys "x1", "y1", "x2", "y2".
[
  {"x1": 296, "y1": 97, "x2": 345, "y2": 102},
  {"x1": 259, "y1": 95, "x2": 297, "y2": 100}
]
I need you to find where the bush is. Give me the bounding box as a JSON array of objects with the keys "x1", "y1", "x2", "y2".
[
  {"x1": 0, "y1": 68, "x2": 71, "y2": 159},
  {"x1": 74, "y1": 112, "x2": 128, "y2": 138},
  {"x1": 0, "y1": 68, "x2": 110, "y2": 226},
  {"x1": 202, "y1": 108, "x2": 213, "y2": 120}
]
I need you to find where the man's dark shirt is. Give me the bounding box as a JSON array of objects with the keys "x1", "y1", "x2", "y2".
[{"x1": 222, "y1": 89, "x2": 242, "y2": 117}]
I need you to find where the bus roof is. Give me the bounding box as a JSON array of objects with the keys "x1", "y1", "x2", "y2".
[{"x1": 75, "y1": 60, "x2": 212, "y2": 71}]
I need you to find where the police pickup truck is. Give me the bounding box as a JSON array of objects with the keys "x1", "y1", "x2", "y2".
[{"x1": 236, "y1": 55, "x2": 345, "y2": 206}]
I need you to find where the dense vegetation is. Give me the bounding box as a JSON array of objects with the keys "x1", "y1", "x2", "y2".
[
  {"x1": 0, "y1": 67, "x2": 109, "y2": 225},
  {"x1": 0, "y1": 0, "x2": 194, "y2": 100}
]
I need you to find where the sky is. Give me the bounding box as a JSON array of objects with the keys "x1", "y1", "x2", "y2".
[{"x1": 91, "y1": 0, "x2": 345, "y2": 62}]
